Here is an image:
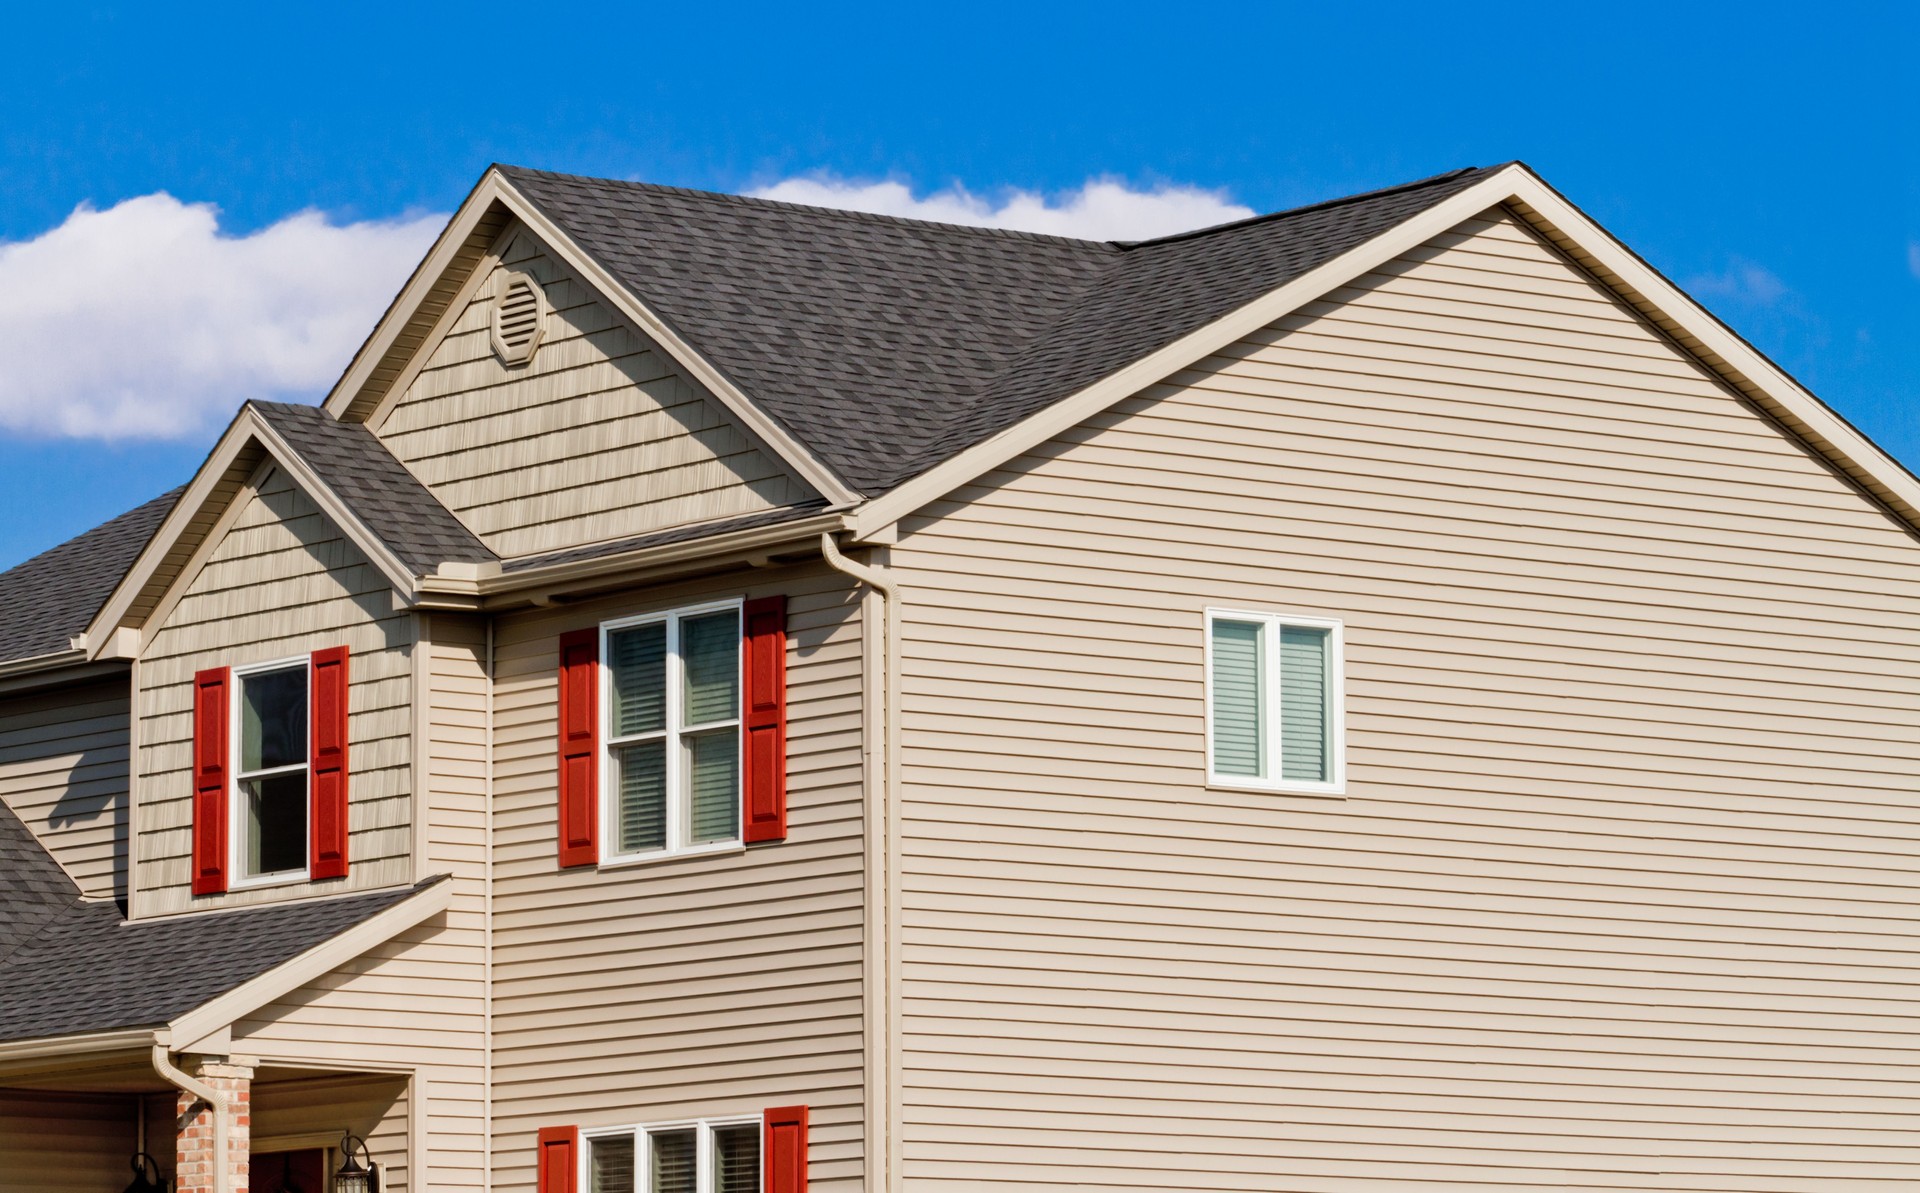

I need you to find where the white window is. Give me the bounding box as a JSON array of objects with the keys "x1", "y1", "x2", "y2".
[
  {"x1": 584, "y1": 1116, "x2": 760, "y2": 1193},
  {"x1": 231, "y1": 656, "x2": 310, "y2": 883},
  {"x1": 601, "y1": 600, "x2": 744, "y2": 863},
  {"x1": 1205, "y1": 609, "x2": 1345, "y2": 795}
]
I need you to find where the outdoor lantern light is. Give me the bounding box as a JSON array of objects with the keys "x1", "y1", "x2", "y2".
[
  {"x1": 333, "y1": 1133, "x2": 381, "y2": 1193},
  {"x1": 123, "y1": 1152, "x2": 167, "y2": 1193}
]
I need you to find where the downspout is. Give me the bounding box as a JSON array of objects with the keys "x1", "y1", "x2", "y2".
[
  {"x1": 818, "y1": 532, "x2": 900, "y2": 1193},
  {"x1": 152, "y1": 1042, "x2": 228, "y2": 1193}
]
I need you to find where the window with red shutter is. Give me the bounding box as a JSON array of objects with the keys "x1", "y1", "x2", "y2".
[
  {"x1": 190, "y1": 667, "x2": 231, "y2": 895},
  {"x1": 309, "y1": 645, "x2": 350, "y2": 879},
  {"x1": 742, "y1": 595, "x2": 788, "y2": 843},
  {"x1": 763, "y1": 1105, "x2": 808, "y2": 1193},
  {"x1": 537, "y1": 1126, "x2": 579, "y2": 1193},
  {"x1": 557, "y1": 628, "x2": 601, "y2": 868}
]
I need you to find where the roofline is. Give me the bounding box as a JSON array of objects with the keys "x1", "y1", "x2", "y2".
[
  {"x1": 162, "y1": 875, "x2": 452, "y2": 1053},
  {"x1": 848, "y1": 163, "x2": 1920, "y2": 542},
  {"x1": 81, "y1": 407, "x2": 422, "y2": 658},
  {"x1": 318, "y1": 168, "x2": 863, "y2": 508}
]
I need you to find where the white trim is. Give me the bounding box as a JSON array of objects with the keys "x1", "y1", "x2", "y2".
[
  {"x1": 578, "y1": 1112, "x2": 762, "y2": 1193},
  {"x1": 597, "y1": 598, "x2": 745, "y2": 866},
  {"x1": 1203, "y1": 607, "x2": 1346, "y2": 797},
  {"x1": 228, "y1": 654, "x2": 314, "y2": 888},
  {"x1": 847, "y1": 162, "x2": 1920, "y2": 543},
  {"x1": 164, "y1": 876, "x2": 453, "y2": 1050}
]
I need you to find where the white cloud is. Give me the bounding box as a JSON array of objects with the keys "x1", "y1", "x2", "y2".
[
  {"x1": 0, "y1": 195, "x2": 444, "y2": 439},
  {"x1": 748, "y1": 174, "x2": 1256, "y2": 241},
  {"x1": 1687, "y1": 258, "x2": 1791, "y2": 307}
]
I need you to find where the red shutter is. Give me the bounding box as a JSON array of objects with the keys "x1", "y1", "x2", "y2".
[
  {"x1": 309, "y1": 645, "x2": 351, "y2": 880},
  {"x1": 742, "y1": 595, "x2": 788, "y2": 843},
  {"x1": 190, "y1": 667, "x2": 231, "y2": 896},
  {"x1": 764, "y1": 1104, "x2": 808, "y2": 1193},
  {"x1": 556, "y1": 628, "x2": 600, "y2": 868},
  {"x1": 536, "y1": 1125, "x2": 578, "y2": 1193}
]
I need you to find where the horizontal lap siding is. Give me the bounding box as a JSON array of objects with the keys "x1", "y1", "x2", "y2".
[
  {"x1": 489, "y1": 561, "x2": 865, "y2": 1192},
  {"x1": 376, "y1": 231, "x2": 812, "y2": 559},
  {"x1": 0, "y1": 677, "x2": 128, "y2": 899},
  {"x1": 234, "y1": 614, "x2": 491, "y2": 1190},
  {"x1": 889, "y1": 209, "x2": 1920, "y2": 1190},
  {"x1": 135, "y1": 467, "x2": 413, "y2": 914}
]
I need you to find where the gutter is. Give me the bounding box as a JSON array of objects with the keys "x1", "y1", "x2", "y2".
[
  {"x1": 416, "y1": 511, "x2": 849, "y2": 607},
  {"x1": 818, "y1": 532, "x2": 900, "y2": 1193}
]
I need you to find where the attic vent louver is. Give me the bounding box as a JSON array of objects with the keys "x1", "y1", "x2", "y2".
[{"x1": 491, "y1": 270, "x2": 548, "y2": 365}]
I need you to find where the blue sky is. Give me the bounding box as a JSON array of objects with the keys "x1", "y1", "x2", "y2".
[{"x1": 0, "y1": 1, "x2": 1914, "y2": 568}]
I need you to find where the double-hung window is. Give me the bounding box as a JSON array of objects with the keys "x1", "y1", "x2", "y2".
[
  {"x1": 585, "y1": 1116, "x2": 760, "y2": 1193},
  {"x1": 1205, "y1": 609, "x2": 1345, "y2": 794},
  {"x1": 602, "y1": 600, "x2": 744, "y2": 862},
  {"x1": 232, "y1": 656, "x2": 310, "y2": 883}
]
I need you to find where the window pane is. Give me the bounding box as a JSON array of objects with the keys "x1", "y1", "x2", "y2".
[
  {"x1": 590, "y1": 1135, "x2": 636, "y2": 1193},
  {"x1": 648, "y1": 1128, "x2": 696, "y2": 1193},
  {"x1": 613, "y1": 739, "x2": 668, "y2": 854},
  {"x1": 1280, "y1": 625, "x2": 1332, "y2": 782},
  {"x1": 242, "y1": 771, "x2": 308, "y2": 875},
  {"x1": 610, "y1": 624, "x2": 667, "y2": 738},
  {"x1": 1209, "y1": 620, "x2": 1264, "y2": 777},
  {"x1": 686, "y1": 729, "x2": 740, "y2": 844},
  {"x1": 682, "y1": 610, "x2": 739, "y2": 727},
  {"x1": 712, "y1": 1124, "x2": 760, "y2": 1193},
  {"x1": 241, "y1": 666, "x2": 307, "y2": 772}
]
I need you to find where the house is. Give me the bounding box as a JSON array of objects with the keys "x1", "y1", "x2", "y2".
[{"x1": 2, "y1": 159, "x2": 1918, "y2": 1192}]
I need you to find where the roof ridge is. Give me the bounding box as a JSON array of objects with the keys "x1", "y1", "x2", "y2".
[
  {"x1": 496, "y1": 164, "x2": 1132, "y2": 250},
  {"x1": 1114, "y1": 163, "x2": 1507, "y2": 249}
]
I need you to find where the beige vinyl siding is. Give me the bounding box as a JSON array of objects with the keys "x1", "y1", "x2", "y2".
[
  {"x1": 375, "y1": 230, "x2": 814, "y2": 559},
  {"x1": 232, "y1": 614, "x2": 493, "y2": 1191},
  {"x1": 488, "y1": 561, "x2": 865, "y2": 1193},
  {"x1": 886, "y1": 209, "x2": 1920, "y2": 1190},
  {"x1": 0, "y1": 677, "x2": 129, "y2": 899},
  {"x1": 134, "y1": 467, "x2": 413, "y2": 917}
]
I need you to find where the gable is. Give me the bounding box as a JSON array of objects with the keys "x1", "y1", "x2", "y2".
[
  {"x1": 370, "y1": 226, "x2": 817, "y2": 560},
  {"x1": 134, "y1": 467, "x2": 415, "y2": 917}
]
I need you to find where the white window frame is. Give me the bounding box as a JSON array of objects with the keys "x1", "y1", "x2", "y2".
[
  {"x1": 598, "y1": 597, "x2": 746, "y2": 867},
  {"x1": 579, "y1": 1112, "x2": 761, "y2": 1193},
  {"x1": 228, "y1": 653, "x2": 312, "y2": 888},
  {"x1": 1203, "y1": 608, "x2": 1347, "y2": 797}
]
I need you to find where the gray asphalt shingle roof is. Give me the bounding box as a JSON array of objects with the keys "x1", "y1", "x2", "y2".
[
  {"x1": 500, "y1": 162, "x2": 1502, "y2": 493},
  {"x1": 0, "y1": 487, "x2": 180, "y2": 667},
  {"x1": 250, "y1": 400, "x2": 496, "y2": 575},
  {"x1": 0, "y1": 803, "x2": 439, "y2": 1044}
]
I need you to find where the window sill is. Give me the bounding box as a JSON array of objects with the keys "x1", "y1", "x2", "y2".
[
  {"x1": 596, "y1": 841, "x2": 747, "y2": 872},
  {"x1": 224, "y1": 870, "x2": 311, "y2": 892},
  {"x1": 1206, "y1": 778, "x2": 1348, "y2": 800}
]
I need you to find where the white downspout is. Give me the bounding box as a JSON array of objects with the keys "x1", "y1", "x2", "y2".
[
  {"x1": 818, "y1": 532, "x2": 900, "y2": 1193},
  {"x1": 152, "y1": 1042, "x2": 229, "y2": 1193}
]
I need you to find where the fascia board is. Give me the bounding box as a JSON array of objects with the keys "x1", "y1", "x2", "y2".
[
  {"x1": 164, "y1": 877, "x2": 453, "y2": 1053},
  {"x1": 82, "y1": 411, "x2": 423, "y2": 659}
]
